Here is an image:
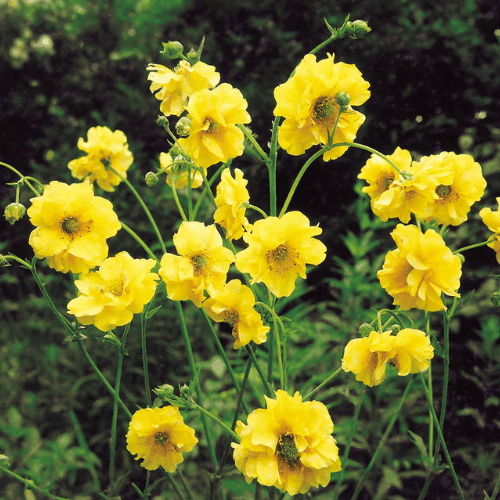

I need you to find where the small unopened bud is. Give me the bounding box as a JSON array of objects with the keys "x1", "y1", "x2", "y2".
[
  {"x1": 335, "y1": 90, "x2": 351, "y2": 108},
  {"x1": 346, "y1": 20, "x2": 371, "y2": 39},
  {"x1": 390, "y1": 324, "x2": 401, "y2": 335},
  {"x1": 358, "y1": 323, "x2": 375, "y2": 337},
  {"x1": 156, "y1": 115, "x2": 169, "y2": 128},
  {"x1": 145, "y1": 171, "x2": 159, "y2": 187},
  {"x1": 161, "y1": 41, "x2": 184, "y2": 59},
  {"x1": 4, "y1": 203, "x2": 26, "y2": 225},
  {"x1": 179, "y1": 384, "x2": 190, "y2": 398},
  {"x1": 175, "y1": 116, "x2": 192, "y2": 137},
  {"x1": 491, "y1": 292, "x2": 500, "y2": 307},
  {"x1": 169, "y1": 146, "x2": 182, "y2": 159},
  {"x1": 186, "y1": 48, "x2": 198, "y2": 64},
  {"x1": 0, "y1": 255, "x2": 10, "y2": 267},
  {"x1": 155, "y1": 384, "x2": 176, "y2": 400}
]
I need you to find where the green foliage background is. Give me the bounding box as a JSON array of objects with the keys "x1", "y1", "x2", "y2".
[{"x1": 1, "y1": 0, "x2": 500, "y2": 498}]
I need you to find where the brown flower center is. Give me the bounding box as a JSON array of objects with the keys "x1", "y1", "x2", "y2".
[
  {"x1": 276, "y1": 433, "x2": 301, "y2": 472},
  {"x1": 108, "y1": 279, "x2": 125, "y2": 296},
  {"x1": 266, "y1": 244, "x2": 298, "y2": 274},
  {"x1": 223, "y1": 309, "x2": 239, "y2": 336},
  {"x1": 154, "y1": 431, "x2": 170, "y2": 446},
  {"x1": 313, "y1": 96, "x2": 339, "y2": 123},
  {"x1": 191, "y1": 253, "x2": 209, "y2": 276},
  {"x1": 204, "y1": 117, "x2": 220, "y2": 133},
  {"x1": 61, "y1": 216, "x2": 80, "y2": 236},
  {"x1": 435, "y1": 184, "x2": 452, "y2": 199},
  {"x1": 382, "y1": 174, "x2": 395, "y2": 190}
]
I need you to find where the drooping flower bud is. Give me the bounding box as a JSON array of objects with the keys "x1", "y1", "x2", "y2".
[
  {"x1": 358, "y1": 323, "x2": 375, "y2": 337},
  {"x1": 160, "y1": 41, "x2": 184, "y2": 59},
  {"x1": 175, "y1": 116, "x2": 192, "y2": 137},
  {"x1": 335, "y1": 90, "x2": 351, "y2": 109},
  {"x1": 4, "y1": 202, "x2": 26, "y2": 225},
  {"x1": 156, "y1": 115, "x2": 169, "y2": 128},
  {"x1": 145, "y1": 171, "x2": 159, "y2": 187}
]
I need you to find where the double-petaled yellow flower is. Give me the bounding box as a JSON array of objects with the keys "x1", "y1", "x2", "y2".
[
  {"x1": 126, "y1": 406, "x2": 198, "y2": 472},
  {"x1": 159, "y1": 221, "x2": 235, "y2": 307},
  {"x1": 204, "y1": 280, "x2": 269, "y2": 349},
  {"x1": 273, "y1": 53, "x2": 370, "y2": 161},
  {"x1": 68, "y1": 126, "x2": 133, "y2": 192},
  {"x1": 377, "y1": 224, "x2": 461, "y2": 311},
  {"x1": 147, "y1": 60, "x2": 220, "y2": 116},
  {"x1": 480, "y1": 197, "x2": 500, "y2": 264},
  {"x1": 232, "y1": 390, "x2": 341, "y2": 495},
  {"x1": 235, "y1": 211, "x2": 326, "y2": 298},
  {"x1": 28, "y1": 181, "x2": 121, "y2": 274},
  {"x1": 177, "y1": 83, "x2": 251, "y2": 168},
  {"x1": 67, "y1": 251, "x2": 159, "y2": 332}
]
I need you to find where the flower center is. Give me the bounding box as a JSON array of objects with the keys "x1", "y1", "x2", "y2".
[
  {"x1": 108, "y1": 279, "x2": 125, "y2": 296},
  {"x1": 204, "y1": 117, "x2": 220, "y2": 133},
  {"x1": 276, "y1": 433, "x2": 301, "y2": 472},
  {"x1": 154, "y1": 431, "x2": 170, "y2": 446},
  {"x1": 382, "y1": 174, "x2": 395, "y2": 190},
  {"x1": 435, "y1": 184, "x2": 452, "y2": 199},
  {"x1": 223, "y1": 309, "x2": 239, "y2": 336},
  {"x1": 191, "y1": 253, "x2": 209, "y2": 276},
  {"x1": 61, "y1": 216, "x2": 80, "y2": 236},
  {"x1": 266, "y1": 244, "x2": 298, "y2": 274},
  {"x1": 313, "y1": 96, "x2": 338, "y2": 123}
]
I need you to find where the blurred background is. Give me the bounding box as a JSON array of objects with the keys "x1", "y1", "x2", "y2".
[{"x1": 1, "y1": 0, "x2": 500, "y2": 498}]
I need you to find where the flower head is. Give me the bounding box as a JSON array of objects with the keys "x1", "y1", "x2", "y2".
[
  {"x1": 67, "y1": 251, "x2": 158, "y2": 331},
  {"x1": 235, "y1": 211, "x2": 326, "y2": 298},
  {"x1": 204, "y1": 280, "x2": 269, "y2": 349},
  {"x1": 27, "y1": 181, "x2": 121, "y2": 274},
  {"x1": 147, "y1": 60, "x2": 220, "y2": 116},
  {"x1": 214, "y1": 168, "x2": 251, "y2": 241},
  {"x1": 126, "y1": 406, "x2": 198, "y2": 472},
  {"x1": 68, "y1": 126, "x2": 133, "y2": 192},
  {"x1": 159, "y1": 151, "x2": 204, "y2": 189},
  {"x1": 177, "y1": 83, "x2": 251, "y2": 168},
  {"x1": 159, "y1": 222, "x2": 235, "y2": 307},
  {"x1": 392, "y1": 328, "x2": 434, "y2": 376},
  {"x1": 480, "y1": 197, "x2": 500, "y2": 264},
  {"x1": 232, "y1": 390, "x2": 341, "y2": 495},
  {"x1": 377, "y1": 224, "x2": 461, "y2": 311},
  {"x1": 273, "y1": 53, "x2": 370, "y2": 161},
  {"x1": 419, "y1": 152, "x2": 486, "y2": 226}
]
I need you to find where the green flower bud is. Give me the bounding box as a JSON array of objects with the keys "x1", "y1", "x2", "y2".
[
  {"x1": 175, "y1": 116, "x2": 192, "y2": 137},
  {"x1": 156, "y1": 115, "x2": 169, "y2": 128},
  {"x1": 186, "y1": 48, "x2": 198, "y2": 64},
  {"x1": 161, "y1": 41, "x2": 184, "y2": 59},
  {"x1": 390, "y1": 324, "x2": 401, "y2": 335},
  {"x1": 335, "y1": 90, "x2": 351, "y2": 108},
  {"x1": 4, "y1": 202, "x2": 26, "y2": 225},
  {"x1": 358, "y1": 323, "x2": 375, "y2": 337},
  {"x1": 145, "y1": 171, "x2": 159, "y2": 187},
  {"x1": 155, "y1": 384, "x2": 176, "y2": 399},
  {"x1": 346, "y1": 20, "x2": 371, "y2": 39},
  {"x1": 169, "y1": 146, "x2": 182, "y2": 159}
]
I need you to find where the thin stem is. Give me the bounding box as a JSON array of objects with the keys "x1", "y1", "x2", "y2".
[
  {"x1": 177, "y1": 467, "x2": 196, "y2": 500},
  {"x1": 0, "y1": 161, "x2": 42, "y2": 196},
  {"x1": 454, "y1": 237, "x2": 497, "y2": 254},
  {"x1": 303, "y1": 367, "x2": 343, "y2": 401},
  {"x1": 141, "y1": 308, "x2": 152, "y2": 408},
  {"x1": 170, "y1": 180, "x2": 188, "y2": 222},
  {"x1": 238, "y1": 124, "x2": 270, "y2": 165},
  {"x1": 192, "y1": 402, "x2": 240, "y2": 442},
  {"x1": 245, "y1": 203, "x2": 268, "y2": 219},
  {"x1": 120, "y1": 221, "x2": 159, "y2": 262},
  {"x1": 245, "y1": 344, "x2": 274, "y2": 398},
  {"x1": 107, "y1": 165, "x2": 166, "y2": 254},
  {"x1": 193, "y1": 163, "x2": 226, "y2": 220},
  {"x1": 350, "y1": 378, "x2": 413, "y2": 500},
  {"x1": 200, "y1": 167, "x2": 218, "y2": 209},
  {"x1": 419, "y1": 374, "x2": 465, "y2": 500},
  {"x1": 268, "y1": 118, "x2": 280, "y2": 217}
]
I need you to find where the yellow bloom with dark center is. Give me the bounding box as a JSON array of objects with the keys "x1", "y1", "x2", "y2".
[
  {"x1": 273, "y1": 53, "x2": 370, "y2": 161},
  {"x1": 67, "y1": 251, "x2": 158, "y2": 332},
  {"x1": 232, "y1": 390, "x2": 341, "y2": 495},
  {"x1": 204, "y1": 279, "x2": 269, "y2": 349},
  {"x1": 126, "y1": 406, "x2": 198, "y2": 472},
  {"x1": 177, "y1": 83, "x2": 251, "y2": 168},
  {"x1": 214, "y1": 168, "x2": 251, "y2": 241},
  {"x1": 342, "y1": 330, "x2": 396, "y2": 387},
  {"x1": 68, "y1": 126, "x2": 133, "y2": 192},
  {"x1": 480, "y1": 197, "x2": 500, "y2": 264},
  {"x1": 147, "y1": 60, "x2": 220, "y2": 116},
  {"x1": 377, "y1": 224, "x2": 461, "y2": 311},
  {"x1": 235, "y1": 211, "x2": 326, "y2": 298},
  {"x1": 159, "y1": 221, "x2": 235, "y2": 307},
  {"x1": 28, "y1": 181, "x2": 121, "y2": 274},
  {"x1": 159, "y1": 151, "x2": 204, "y2": 189},
  {"x1": 392, "y1": 328, "x2": 434, "y2": 376},
  {"x1": 418, "y1": 152, "x2": 486, "y2": 226}
]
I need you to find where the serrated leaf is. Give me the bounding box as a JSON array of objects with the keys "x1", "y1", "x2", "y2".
[
  {"x1": 324, "y1": 18, "x2": 337, "y2": 36},
  {"x1": 146, "y1": 305, "x2": 162, "y2": 320},
  {"x1": 408, "y1": 430, "x2": 428, "y2": 458}
]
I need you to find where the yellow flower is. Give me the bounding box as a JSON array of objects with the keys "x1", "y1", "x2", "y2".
[
  {"x1": 342, "y1": 331, "x2": 395, "y2": 387},
  {"x1": 392, "y1": 328, "x2": 434, "y2": 376},
  {"x1": 68, "y1": 126, "x2": 133, "y2": 192},
  {"x1": 417, "y1": 152, "x2": 486, "y2": 226},
  {"x1": 126, "y1": 406, "x2": 198, "y2": 472},
  {"x1": 232, "y1": 390, "x2": 341, "y2": 495},
  {"x1": 147, "y1": 60, "x2": 220, "y2": 116},
  {"x1": 204, "y1": 280, "x2": 269, "y2": 349},
  {"x1": 214, "y1": 168, "x2": 251, "y2": 241},
  {"x1": 159, "y1": 221, "x2": 235, "y2": 307},
  {"x1": 67, "y1": 251, "x2": 158, "y2": 332},
  {"x1": 177, "y1": 83, "x2": 251, "y2": 168},
  {"x1": 27, "y1": 181, "x2": 121, "y2": 274},
  {"x1": 480, "y1": 197, "x2": 500, "y2": 264},
  {"x1": 273, "y1": 53, "x2": 370, "y2": 161},
  {"x1": 235, "y1": 211, "x2": 326, "y2": 298},
  {"x1": 159, "y1": 151, "x2": 204, "y2": 189},
  {"x1": 377, "y1": 224, "x2": 461, "y2": 311}
]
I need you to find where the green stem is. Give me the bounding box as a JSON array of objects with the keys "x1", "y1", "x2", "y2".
[
  {"x1": 245, "y1": 344, "x2": 274, "y2": 398},
  {"x1": 107, "y1": 165, "x2": 166, "y2": 254},
  {"x1": 120, "y1": 221, "x2": 159, "y2": 262},
  {"x1": 0, "y1": 466, "x2": 71, "y2": 500},
  {"x1": 193, "y1": 163, "x2": 226, "y2": 220},
  {"x1": 268, "y1": 118, "x2": 280, "y2": 217},
  {"x1": 350, "y1": 377, "x2": 413, "y2": 500},
  {"x1": 303, "y1": 367, "x2": 343, "y2": 401},
  {"x1": 177, "y1": 466, "x2": 196, "y2": 500},
  {"x1": 454, "y1": 236, "x2": 497, "y2": 254},
  {"x1": 170, "y1": 180, "x2": 188, "y2": 222},
  {"x1": 0, "y1": 161, "x2": 42, "y2": 196},
  {"x1": 419, "y1": 374, "x2": 465, "y2": 500},
  {"x1": 200, "y1": 167, "x2": 218, "y2": 210},
  {"x1": 245, "y1": 203, "x2": 268, "y2": 219},
  {"x1": 141, "y1": 309, "x2": 152, "y2": 408},
  {"x1": 174, "y1": 301, "x2": 218, "y2": 469},
  {"x1": 238, "y1": 124, "x2": 270, "y2": 165},
  {"x1": 192, "y1": 402, "x2": 240, "y2": 442}
]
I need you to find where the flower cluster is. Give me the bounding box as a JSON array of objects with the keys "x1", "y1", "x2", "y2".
[{"x1": 342, "y1": 329, "x2": 434, "y2": 387}]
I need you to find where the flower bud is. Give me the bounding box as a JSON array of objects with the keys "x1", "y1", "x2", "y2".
[
  {"x1": 358, "y1": 323, "x2": 375, "y2": 337},
  {"x1": 346, "y1": 20, "x2": 371, "y2": 39},
  {"x1": 490, "y1": 292, "x2": 500, "y2": 307},
  {"x1": 161, "y1": 41, "x2": 184, "y2": 59},
  {"x1": 390, "y1": 324, "x2": 401, "y2": 335},
  {"x1": 175, "y1": 116, "x2": 192, "y2": 137},
  {"x1": 335, "y1": 90, "x2": 351, "y2": 109},
  {"x1": 155, "y1": 384, "x2": 176, "y2": 400},
  {"x1": 169, "y1": 146, "x2": 182, "y2": 159},
  {"x1": 156, "y1": 115, "x2": 169, "y2": 128},
  {"x1": 145, "y1": 171, "x2": 159, "y2": 187},
  {"x1": 4, "y1": 202, "x2": 26, "y2": 225},
  {"x1": 186, "y1": 48, "x2": 198, "y2": 64}
]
